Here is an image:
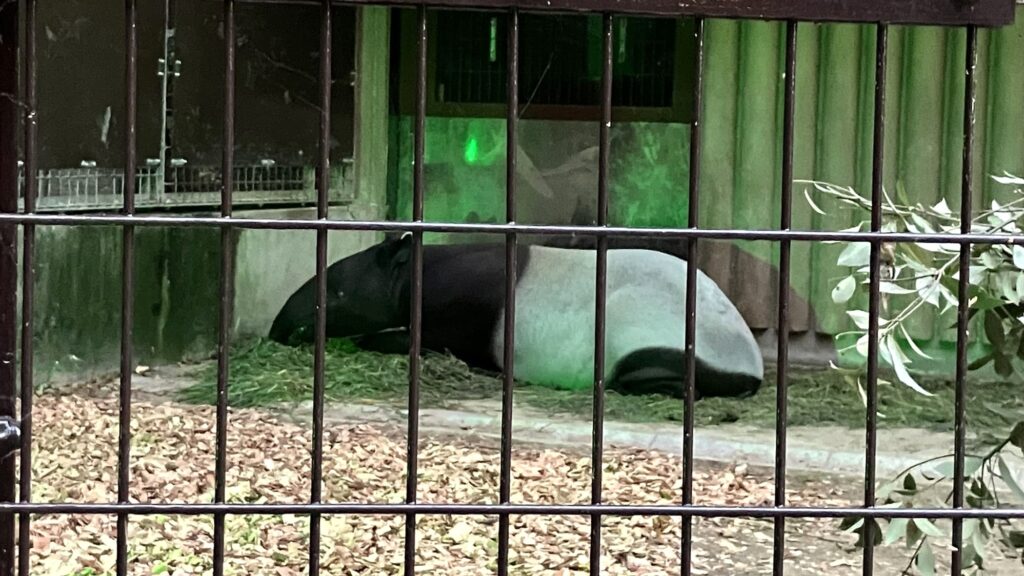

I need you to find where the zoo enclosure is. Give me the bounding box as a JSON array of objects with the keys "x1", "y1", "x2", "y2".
[{"x1": 0, "y1": 1, "x2": 1022, "y2": 576}]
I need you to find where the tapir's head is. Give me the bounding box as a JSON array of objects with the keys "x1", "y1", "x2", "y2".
[{"x1": 268, "y1": 234, "x2": 413, "y2": 345}]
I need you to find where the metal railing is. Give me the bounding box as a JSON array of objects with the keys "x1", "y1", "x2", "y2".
[
  {"x1": 0, "y1": 0, "x2": 1020, "y2": 575},
  {"x1": 15, "y1": 161, "x2": 354, "y2": 212}
]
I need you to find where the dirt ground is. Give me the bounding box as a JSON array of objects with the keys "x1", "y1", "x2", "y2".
[{"x1": 9, "y1": 376, "x2": 1023, "y2": 575}]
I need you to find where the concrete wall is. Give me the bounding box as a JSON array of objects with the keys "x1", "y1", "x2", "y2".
[
  {"x1": 22, "y1": 203, "x2": 383, "y2": 385},
  {"x1": 232, "y1": 205, "x2": 384, "y2": 338}
]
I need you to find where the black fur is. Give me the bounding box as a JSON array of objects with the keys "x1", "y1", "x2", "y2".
[
  {"x1": 270, "y1": 238, "x2": 531, "y2": 371},
  {"x1": 416, "y1": 244, "x2": 531, "y2": 370},
  {"x1": 608, "y1": 347, "x2": 760, "y2": 399}
]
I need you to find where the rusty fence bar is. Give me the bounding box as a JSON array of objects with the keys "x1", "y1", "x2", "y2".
[
  {"x1": 588, "y1": 12, "x2": 614, "y2": 575},
  {"x1": 862, "y1": 22, "x2": 889, "y2": 576},
  {"x1": 496, "y1": 7, "x2": 519, "y2": 576},
  {"x1": 213, "y1": 0, "x2": 237, "y2": 573},
  {"x1": 0, "y1": 501, "x2": 1020, "y2": 518},
  {"x1": 772, "y1": 18, "x2": 798, "y2": 576},
  {"x1": 232, "y1": 0, "x2": 1016, "y2": 27},
  {"x1": 308, "y1": 0, "x2": 333, "y2": 573},
  {"x1": 116, "y1": 0, "x2": 140, "y2": 573},
  {"x1": 952, "y1": 24, "x2": 979, "y2": 575},
  {"x1": 404, "y1": 6, "x2": 428, "y2": 575},
  {"x1": 0, "y1": 0, "x2": 18, "y2": 572},
  {"x1": 0, "y1": 212, "x2": 1023, "y2": 242},
  {"x1": 17, "y1": 0, "x2": 38, "y2": 573},
  {"x1": 680, "y1": 15, "x2": 704, "y2": 576},
  {"x1": 0, "y1": 0, "x2": 1019, "y2": 574}
]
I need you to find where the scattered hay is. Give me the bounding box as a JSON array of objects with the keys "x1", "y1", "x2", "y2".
[{"x1": 178, "y1": 338, "x2": 1024, "y2": 435}]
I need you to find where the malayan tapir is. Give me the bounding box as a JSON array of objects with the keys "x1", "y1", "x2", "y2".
[{"x1": 268, "y1": 234, "x2": 764, "y2": 399}]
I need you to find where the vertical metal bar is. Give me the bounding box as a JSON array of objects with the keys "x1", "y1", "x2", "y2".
[
  {"x1": 497, "y1": 8, "x2": 519, "y2": 576},
  {"x1": 18, "y1": 0, "x2": 39, "y2": 572},
  {"x1": 116, "y1": 0, "x2": 139, "y2": 573},
  {"x1": 404, "y1": 6, "x2": 427, "y2": 576},
  {"x1": 309, "y1": 1, "x2": 332, "y2": 574},
  {"x1": 589, "y1": 12, "x2": 613, "y2": 576},
  {"x1": 213, "y1": 0, "x2": 236, "y2": 574},
  {"x1": 0, "y1": 0, "x2": 18, "y2": 572},
  {"x1": 951, "y1": 24, "x2": 978, "y2": 576},
  {"x1": 772, "y1": 19, "x2": 798, "y2": 576},
  {"x1": 862, "y1": 23, "x2": 888, "y2": 576},
  {"x1": 680, "y1": 16, "x2": 704, "y2": 576}
]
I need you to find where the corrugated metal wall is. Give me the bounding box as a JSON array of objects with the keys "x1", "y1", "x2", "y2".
[{"x1": 698, "y1": 10, "x2": 1024, "y2": 348}]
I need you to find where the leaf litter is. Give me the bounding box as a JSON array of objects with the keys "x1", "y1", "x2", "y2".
[{"x1": 10, "y1": 388, "x2": 982, "y2": 575}]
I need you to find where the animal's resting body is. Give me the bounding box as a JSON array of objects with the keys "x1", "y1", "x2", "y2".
[{"x1": 269, "y1": 236, "x2": 764, "y2": 399}]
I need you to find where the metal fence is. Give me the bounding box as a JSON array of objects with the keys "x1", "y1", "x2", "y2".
[
  {"x1": 15, "y1": 161, "x2": 355, "y2": 212},
  {"x1": 0, "y1": 0, "x2": 1021, "y2": 575}
]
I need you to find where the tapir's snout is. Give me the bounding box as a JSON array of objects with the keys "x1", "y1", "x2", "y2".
[
  {"x1": 269, "y1": 279, "x2": 319, "y2": 344},
  {"x1": 0, "y1": 416, "x2": 21, "y2": 459}
]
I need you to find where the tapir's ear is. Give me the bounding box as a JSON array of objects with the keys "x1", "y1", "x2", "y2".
[
  {"x1": 378, "y1": 231, "x2": 412, "y2": 269},
  {"x1": 392, "y1": 232, "x2": 412, "y2": 266}
]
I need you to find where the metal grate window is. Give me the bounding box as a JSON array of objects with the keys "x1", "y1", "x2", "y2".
[
  {"x1": 396, "y1": 8, "x2": 696, "y2": 122},
  {"x1": 434, "y1": 13, "x2": 678, "y2": 108}
]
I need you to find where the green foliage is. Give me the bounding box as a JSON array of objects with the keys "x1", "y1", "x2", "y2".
[
  {"x1": 844, "y1": 402, "x2": 1024, "y2": 574},
  {"x1": 803, "y1": 174, "x2": 1024, "y2": 394},
  {"x1": 803, "y1": 173, "x2": 1024, "y2": 572}
]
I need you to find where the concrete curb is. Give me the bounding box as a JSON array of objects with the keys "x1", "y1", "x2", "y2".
[
  {"x1": 306, "y1": 400, "x2": 1024, "y2": 482},
  {"x1": 131, "y1": 368, "x2": 1024, "y2": 484}
]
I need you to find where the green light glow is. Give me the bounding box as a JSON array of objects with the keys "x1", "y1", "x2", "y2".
[
  {"x1": 464, "y1": 136, "x2": 480, "y2": 164},
  {"x1": 489, "y1": 17, "x2": 498, "y2": 63}
]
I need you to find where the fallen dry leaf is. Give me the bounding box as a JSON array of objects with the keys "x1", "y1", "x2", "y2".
[{"x1": 6, "y1": 386, "x2": 939, "y2": 575}]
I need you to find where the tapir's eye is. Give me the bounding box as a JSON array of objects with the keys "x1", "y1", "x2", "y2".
[{"x1": 337, "y1": 290, "x2": 345, "y2": 299}]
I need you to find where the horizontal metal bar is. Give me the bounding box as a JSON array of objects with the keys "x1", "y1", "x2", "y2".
[
  {"x1": 227, "y1": 0, "x2": 1017, "y2": 26},
  {"x1": 0, "y1": 502, "x2": 1022, "y2": 519},
  {"x1": 1, "y1": 213, "x2": 1021, "y2": 245}
]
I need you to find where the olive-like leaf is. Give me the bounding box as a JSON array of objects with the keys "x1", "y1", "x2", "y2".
[
  {"x1": 900, "y1": 324, "x2": 933, "y2": 360},
  {"x1": 884, "y1": 518, "x2": 909, "y2": 545},
  {"x1": 962, "y1": 518, "x2": 979, "y2": 540},
  {"x1": 968, "y1": 352, "x2": 995, "y2": 371},
  {"x1": 1010, "y1": 421, "x2": 1024, "y2": 451},
  {"x1": 803, "y1": 188, "x2": 827, "y2": 216},
  {"x1": 932, "y1": 198, "x2": 953, "y2": 216},
  {"x1": 840, "y1": 517, "x2": 865, "y2": 533},
  {"x1": 838, "y1": 242, "x2": 871, "y2": 268},
  {"x1": 1014, "y1": 245, "x2": 1024, "y2": 270},
  {"x1": 931, "y1": 456, "x2": 984, "y2": 479},
  {"x1": 915, "y1": 539, "x2": 936, "y2": 576},
  {"x1": 984, "y1": 311, "x2": 1007, "y2": 350},
  {"x1": 995, "y1": 353, "x2": 1014, "y2": 378},
  {"x1": 906, "y1": 520, "x2": 923, "y2": 549},
  {"x1": 1006, "y1": 530, "x2": 1024, "y2": 549},
  {"x1": 913, "y1": 518, "x2": 945, "y2": 538},
  {"x1": 992, "y1": 173, "x2": 1024, "y2": 185},
  {"x1": 981, "y1": 250, "x2": 1002, "y2": 270},
  {"x1": 885, "y1": 336, "x2": 931, "y2": 396},
  {"x1": 832, "y1": 275, "x2": 857, "y2": 304},
  {"x1": 997, "y1": 456, "x2": 1024, "y2": 503}
]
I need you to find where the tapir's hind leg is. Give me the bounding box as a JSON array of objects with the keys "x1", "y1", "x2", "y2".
[{"x1": 607, "y1": 347, "x2": 692, "y2": 399}]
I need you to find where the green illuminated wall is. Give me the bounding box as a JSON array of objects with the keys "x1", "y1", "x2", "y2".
[
  {"x1": 387, "y1": 10, "x2": 1024, "y2": 368},
  {"x1": 391, "y1": 117, "x2": 691, "y2": 233}
]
